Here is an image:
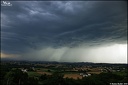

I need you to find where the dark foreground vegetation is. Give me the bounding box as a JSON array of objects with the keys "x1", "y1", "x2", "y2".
[{"x1": 1, "y1": 61, "x2": 128, "y2": 85}]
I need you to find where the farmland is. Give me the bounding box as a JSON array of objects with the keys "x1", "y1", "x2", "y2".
[
  {"x1": 1, "y1": 61, "x2": 127, "y2": 85},
  {"x1": 26, "y1": 66, "x2": 103, "y2": 79}
]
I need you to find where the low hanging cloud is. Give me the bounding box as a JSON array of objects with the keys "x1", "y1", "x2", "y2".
[
  {"x1": 21, "y1": 43, "x2": 127, "y2": 63},
  {"x1": 1, "y1": 1, "x2": 127, "y2": 63}
]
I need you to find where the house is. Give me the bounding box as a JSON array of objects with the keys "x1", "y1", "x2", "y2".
[
  {"x1": 80, "y1": 73, "x2": 84, "y2": 76},
  {"x1": 80, "y1": 73, "x2": 91, "y2": 77},
  {"x1": 21, "y1": 69, "x2": 27, "y2": 73},
  {"x1": 32, "y1": 67, "x2": 35, "y2": 71}
]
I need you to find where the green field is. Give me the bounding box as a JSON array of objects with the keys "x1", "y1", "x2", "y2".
[
  {"x1": 35, "y1": 68, "x2": 56, "y2": 72},
  {"x1": 113, "y1": 71, "x2": 127, "y2": 77},
  {"x1": 28, "y1": 71, "x2": 41, "y2": 77}
]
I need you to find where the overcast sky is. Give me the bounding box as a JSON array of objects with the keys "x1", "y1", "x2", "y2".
[{"x1": 1, "y1": 1, "x2": 127, "y2": 63}]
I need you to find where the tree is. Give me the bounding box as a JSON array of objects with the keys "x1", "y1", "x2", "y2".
[
  {"x1": 5, "y1": 69, "x2": 28, "y2": 85},
  {"x1": 28, "y1": 77, "x2": 38, "y2": 85},
  {"x1": 40, "y1": 72, "x2": 65, "y2": 85}
]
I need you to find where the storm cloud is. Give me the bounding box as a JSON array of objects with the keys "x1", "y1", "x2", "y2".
[{"x1": 1, "y1": 1, "x2": 127, "y2": 63}]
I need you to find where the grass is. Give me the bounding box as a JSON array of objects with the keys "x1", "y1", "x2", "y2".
[
  {"x1": 36, "y1": 68, "x2": 55, "y2": 71},
  {"x1": 113, "y1": 71, "x2": 127, "y2": 77},
  {"x1": 28, "y1": 71, "x2": 41, "y2": 77}
]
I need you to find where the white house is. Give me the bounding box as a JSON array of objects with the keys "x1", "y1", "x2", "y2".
[
  {"x1": 80, "y1": 73, "x2": 91, "y2": 77},
  {"x1": 21, "y1": 69, "x2": 27, "y2": 73}
]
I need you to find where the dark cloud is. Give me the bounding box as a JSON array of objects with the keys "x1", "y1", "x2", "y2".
[{"x1": 1, "y1": 1, "x2": 127, "y2": 62}]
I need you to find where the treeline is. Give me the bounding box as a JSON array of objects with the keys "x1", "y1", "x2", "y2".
[{"x1": 1, "y1": 68, "x2": 127, "y2": 85}]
